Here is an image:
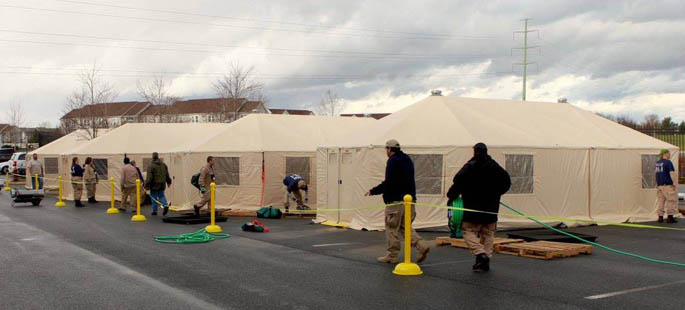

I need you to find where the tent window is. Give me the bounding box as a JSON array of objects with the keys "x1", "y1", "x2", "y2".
[
  {"x1": 215, "y1": 157, "x2": 240, "y2": 185},
  {"x1": 93, "y1": 158, "x2": 108, "y2": 179},
  {"x1": 44, "y1": 157, "x2": 58, "y2": 174},
  {"x1": 408, "y1": 154, "x2": 443, "y2": 195},
  {"x1": 641, "y1": 154, "x2": 659, "y2": 189},
  {"x1": 506, "y1": 155, "x2": 534, "y2": 194},
  {"x1": 286, "y1": 157, "x2": 310, "y2": 184}
]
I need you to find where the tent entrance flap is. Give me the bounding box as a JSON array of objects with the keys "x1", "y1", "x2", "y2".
[{"x1": 326, "y1": 150, "x2": 340, "y2": 223}]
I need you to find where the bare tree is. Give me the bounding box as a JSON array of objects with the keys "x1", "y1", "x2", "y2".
[
  {"x1": 62, "y1": 63, "x2": 118, "y2": 139},
  {"x1": 4, "y1": 99, "x2": 26, "y2": 145},
  {"x1": 137, "y1": 74, "x2": 180, "y2": 123},
  {"x1": 317, "y1": 89, "x2": 345, "y2": 116},
  {"x1": 642, "y1": 114, "x2": 660, "y2": 129},
  {"x1": 213, "y1": 61, "x2": 265, "y2": 122}
]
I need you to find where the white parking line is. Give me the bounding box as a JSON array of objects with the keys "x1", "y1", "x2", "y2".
[
  {"x1": 312, "y1": 242, "x2": 356, "y2": 247},
  {"x1": 585, "y1": 280, "x2": 685, "y2": 300}
]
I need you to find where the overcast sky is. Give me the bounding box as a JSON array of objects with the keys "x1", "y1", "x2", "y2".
[{"x1": 1, "y1": 0, "x2": 684, "y2": 126}]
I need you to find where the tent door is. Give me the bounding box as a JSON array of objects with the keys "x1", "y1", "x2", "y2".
[{"x1": 327, "y1": 150, "x2": 340, "y2": 222}]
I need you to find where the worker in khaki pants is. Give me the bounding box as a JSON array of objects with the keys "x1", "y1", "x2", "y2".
[
  {"x1": 70, "y1": 157, "x2": 85, "y2": 207},
  {"x1": 656, "y1": 149, "x2": 678, "y2": 223},
  {"x1": 83, "y1": 157, "x2": 98, "y2": 203},
  {"x1": 365, "y1": 139, "x2": 431, "y2": 264},
  {"x1": 119, "y1": 157, "x2": 139, "y2": 212},
  {"x1": 193, "y1": 156, "x2": 215, "y2": 217},
  {"x1": 447, "y1": 143, "x2": 511, "y2": 272}
]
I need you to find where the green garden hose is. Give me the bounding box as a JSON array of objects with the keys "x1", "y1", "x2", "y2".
[
  {"x1": 499, "y1": 202, "x2": 685, "y2": 267},
  {"x1": 155, "y1": 229, "x2": 230, "y2": 244}
]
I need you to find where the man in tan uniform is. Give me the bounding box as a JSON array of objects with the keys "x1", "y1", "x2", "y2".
[
  {"x1": 193, "y1": 156, "x2": 215, "y2": 217},
  {"x1": 656, "y1": 149, "x2": 679, "y2": 223},
  {"x1": 27, "y1": 153, "x2": 44, "y2": 189},
  {"x1": 119, "y1": 157, "x2": 139, "y2": 212},
  {"x1": 84, "y1": 157, "x2": 98, "y2": 203}
]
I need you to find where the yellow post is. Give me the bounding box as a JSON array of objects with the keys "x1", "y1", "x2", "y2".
[
  {"x1": 205, "y1": 182, "x2": 222, "y2": 233},
  {"x1": 3, "y1": 172, "x2": 10, "y2": 191},
  {"x1": 131, "y1": 179, "x2": 146, "y2": 222},
  {"x1": 392, "y1": 194, "x2": 423, "y2": 276},
  {"x1": 106, "y1": 177, "x2": 119, "y2": 214},
  {"x1": 55, "y1": 175, "x2": 66, "y2": 207},
  {"x1": 34, "y1": 174, "x2": 39, "y2": 189}
]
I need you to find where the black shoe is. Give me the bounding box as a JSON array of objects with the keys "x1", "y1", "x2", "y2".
[
  {"x1": 163, "y1": 206, "x2": 169, "y2": 216},
  {"x1": 193, "y1": 205, "x2": 200, "y2": 217},
  {"x1": 87, "y1": 197, "x2": 97, "y2": 204},
  {"x1": 151, "y1": 212, "x2": 158, "y2": 216},
  {"x1": 658, "y1": 216, "x2": 664, "y2": 223},
  {"x1": 75, "y1": 200, "x2": 85, "y2": 207},
  {"x1": 472, "y1": 254, "x2": 490, "y2": 272},
  {"x1": 667, "y1": 215, "x2": 678, "y2": 223}
]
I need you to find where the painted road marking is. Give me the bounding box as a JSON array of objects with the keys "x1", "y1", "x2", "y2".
[
  {"x1": 312, "y1": 242, "x2": 356, "y2": 247},
  {"x1": 585, "y1": 280, "x2": 685, "y2": 300}
]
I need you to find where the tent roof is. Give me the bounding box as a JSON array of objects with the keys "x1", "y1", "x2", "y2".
[
  {"x1": 31, "y1": 129, "x2": 110, "y2": 155},
  {"x1": 191, "y1": 114, "x2": 377, "y2": 152},
  {"x1": 67, "y1": 123, "x2": 230, "y2": 155},
  {"x1": 329, "y1": 96, "x2": 675, "y2": 149}
]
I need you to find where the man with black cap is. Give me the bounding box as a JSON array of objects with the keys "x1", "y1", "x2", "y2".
[
  {"x1": 447, "y1": 142, "x2": 511, "y2": 272},
  {"x1": 365, "y1": 139, "x2": 431, "y2": 264},
  {"x1": 656, "y1": 149, "x2": 678, "y2": 223}
]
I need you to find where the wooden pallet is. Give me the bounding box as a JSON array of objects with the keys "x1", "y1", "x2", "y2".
[
  {"x1": 495, "y1": 241, "x2": 593, "y2": 260},
  {"x1": 435, "y1": 236, "x2": 523, "y2": 249},
  {"x1": 220, "y1": 209, "x2": 257, "y2": 217}
]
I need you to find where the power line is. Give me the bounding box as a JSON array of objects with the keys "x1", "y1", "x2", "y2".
[
  {"x1": 55, "y1": 0, "x2": 496, "y2": 39},
  {"x1": 512, "y1": 18, "x2": 539, "y2": 101},
  {"x1": 0, "y1": 4, "x2": 501, "y2": 41},
  {"x1": 0, "y1": 29, "x2": 497, "y2": 59}
]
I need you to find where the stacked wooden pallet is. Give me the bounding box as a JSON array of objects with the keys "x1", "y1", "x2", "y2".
[
  {"x1": 495, "y1": 241, "x2": 593, "y2": 260},
  {"x1": 435, "y1": 236, "x2": 524, "y2": 249},
  {"x1": 220, "y1": 209, "x2": 257, "y2": 217}
]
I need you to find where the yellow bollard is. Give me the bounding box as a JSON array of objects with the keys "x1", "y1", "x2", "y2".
[
  {"x1": 106, "y1": 177, "x2": 119, "y2": 214},
  {"x1": 131, "y1": 179, "x2": 146, "y2": 222},
  {"x1": 34, "y1": 174, "x2": 39, "y2": 190},
  {"x1": 205, "y1": 182, "x2": 222, "y2": 233},
  {"x1": 3, "y1": 172, "x2": 10, "y2": 191},
  {"x1": 55, "y1": 175, "x2": 66, "y2": 207},
  {"x1": 392, "y1": 194, "x2": 423, "y2": 276}
]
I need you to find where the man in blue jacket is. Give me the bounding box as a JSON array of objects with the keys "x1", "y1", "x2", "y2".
[
  {"x1": 447, "y1": 143, "x2": 511, "y2": 272},
  {"x1": 365, "y1": 139, "x2": 431, "y2": 264},
  {"x1": 283, "y1": 174, "x2": 309, "y2": 211},
  {"x1": 656, "y1": 149, "x2": 678, "y2": 223}
]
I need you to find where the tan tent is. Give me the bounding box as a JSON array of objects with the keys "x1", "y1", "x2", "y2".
[
  {"x1": 27, "y1": 129, "x2": 110, "y2": 189},
  {"x1": 175, "y1": 114, "x2": 377, "y2": 210},
  {"x1": 316, "y1": 96, "x2": 678, "y2": 230},
  {"x1": 60, "y1": 123, "x2": 230, "y2": 202}
]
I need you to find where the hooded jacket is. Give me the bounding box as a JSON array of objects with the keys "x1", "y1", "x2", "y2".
[
  {"x1": 369, "y1": 150, "x2": 416, "y2": 204},
  {"x1": 145, "y1": 158, "x2": 172, "y2": 191},
  {"x1": 447, "y1": 154, "x2": 511, "y2": 224}
]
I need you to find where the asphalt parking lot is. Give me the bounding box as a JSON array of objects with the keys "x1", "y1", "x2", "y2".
[{"x1": 1, "y1": 190, "x2": 684, "y2": 310}]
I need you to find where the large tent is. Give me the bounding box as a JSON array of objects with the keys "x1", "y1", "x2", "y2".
[
  {"x1": 59, "y1": 123, "x2": 230, "y2": 202},
  {"x1": 174, "y1": 114, "x2": 377, "y2": 210},
  {"x1": 27, "y1": 129, "x2": 110, "y2": 189},
  {"x1": 316, "y1": 96, "x2": 678, "y2": 230}
]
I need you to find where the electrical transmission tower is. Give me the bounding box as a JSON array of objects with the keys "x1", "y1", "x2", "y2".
[{"x1": 513, "y1": 18, "x2": 539, "y2": 101}]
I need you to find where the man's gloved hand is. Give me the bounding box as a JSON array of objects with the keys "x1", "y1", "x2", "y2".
[
  {"x1": 200, "y1": 186, "x2": 207, "y2": 194},
  {"x1": 447, "y1": 199, "x2": 453, "y2": 207}
]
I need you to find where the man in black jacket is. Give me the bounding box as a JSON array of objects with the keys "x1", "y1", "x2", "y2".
[
  {"x1": 365, "y1": 139, "x2": 431, "y2": 264},
  {"x1": 447, "y1": 143, "x2": 511, "y2": 272}
]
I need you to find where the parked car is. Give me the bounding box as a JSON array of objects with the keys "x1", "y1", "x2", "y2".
[
  {"x1": 8, "y1": 152, "x2": 27, "y2": 177},
  {"x1": 0, "y1": 160, "x2": 9, "y2": 174},
  {"x1": 0, "y1": 147, "x2": 14, "y2": 162}
]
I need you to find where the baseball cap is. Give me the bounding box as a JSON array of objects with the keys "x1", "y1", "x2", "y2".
[
  {"x1": 660, "y1": 149, "x2": 670, "y2": 156},
  {"x1": 385, "y1": 139, "x2": 400, "y2": 148}
]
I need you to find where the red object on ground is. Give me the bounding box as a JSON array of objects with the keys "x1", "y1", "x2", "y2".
[{"x1": 252, "y1": 220, "x2": 269, "y2": 233}]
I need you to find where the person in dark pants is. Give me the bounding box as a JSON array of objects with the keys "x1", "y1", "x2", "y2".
[
  {"x1": 365, "y1": 139, "x2": 431, "y2": 264},
  {"x1": 144, "y1": 152, "x2": 172, "y2": 216},
  {"x1": 447, "y1": 143, "x2": 511, "y2": 272}
]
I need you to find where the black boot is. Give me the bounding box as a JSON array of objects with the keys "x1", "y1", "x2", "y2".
[
  {"x1": 472, "y1": 253, "x2": 490, "y2": 272},
  {"x1": 193, "y1": 205, "x2": 200, "y2": 217},
  {"x1": 88, "y1": 197, "x2": 97, "y2": 204},
  {"x1": 667, "y1": 215, "x2": 678, "y2": 223},
  {"x1": 75, "y1": 200, "x2": 85, "y2": 207},
  {"x1": 658, "y1": 216, "x2": 664, "y2": 223}
]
